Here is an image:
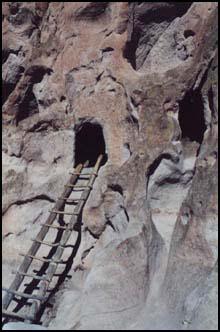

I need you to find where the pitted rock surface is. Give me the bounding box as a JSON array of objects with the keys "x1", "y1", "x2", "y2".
[{"x1": 2, "y1": 2, "x2": 218, "y2": 330}]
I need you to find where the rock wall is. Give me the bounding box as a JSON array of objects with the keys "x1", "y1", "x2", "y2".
[{"x1": 2, "y1": 2, "x2": 218, "y2": 330}]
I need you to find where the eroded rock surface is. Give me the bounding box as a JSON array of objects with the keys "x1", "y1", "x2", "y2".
[{"x1": 2, "y1": 2, "x2": 218, "y2": 330}]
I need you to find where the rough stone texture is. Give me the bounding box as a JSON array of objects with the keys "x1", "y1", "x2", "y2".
[
  {"x1": 3, "y1": 322, "x2": 47, "y2": 330},
  {"x1": 2, "y1": 2, "x2": 218, "y2": 330}
]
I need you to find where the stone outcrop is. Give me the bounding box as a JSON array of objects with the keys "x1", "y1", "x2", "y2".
[{"x1": 2, "y1": 2, "x2": 218, "y2": 330}]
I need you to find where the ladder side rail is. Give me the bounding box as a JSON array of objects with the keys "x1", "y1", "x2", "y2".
[{"x1": 27, "y1": 281, "x2": 48, "y2": 323}]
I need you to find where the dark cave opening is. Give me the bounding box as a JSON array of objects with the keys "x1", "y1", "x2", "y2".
[
  {"x1": 123, "y1": 29, "x2": 140, "y2": 70},
  {"x1": 184, "y1": 29, "x2": 196, "y2": 38},
  {"x1": 178, "y1": 89, "x2": 206, "y2": 144},
  {"x1": 16, "y1": 86, "x2": 39, "y2": 124},
  {"x1": 74, "y1": 122, "x2": 107, "y2": 167},
  {"x1": 2, "y1": 49, "x2": 10, "y2": 64},
  {"x1": 2, "y1": 82, "x2": 16, "y2": 105}
]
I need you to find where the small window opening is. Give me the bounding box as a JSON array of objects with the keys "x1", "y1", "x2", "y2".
[
  {"x1": 74, "y1": 122, "x2": 107, "y2": 167},
  {"x1": 60, "y1": 95, "x2": 66, "y2": 102},
  {"x1": 179, "y1": 89, "x2": 206, "y2": 144},
  {"x1": 184, "y1": 29, "x2": 195, "y2": 38}
]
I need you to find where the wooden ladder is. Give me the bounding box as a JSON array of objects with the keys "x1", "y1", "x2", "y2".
[{"x1": 2, "y1": 154, "x2": 103, "y2": 324}]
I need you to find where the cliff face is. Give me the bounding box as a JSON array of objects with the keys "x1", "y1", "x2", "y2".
[{"x1": 2, "y1": 2, "x2": 218, "y2": 330}]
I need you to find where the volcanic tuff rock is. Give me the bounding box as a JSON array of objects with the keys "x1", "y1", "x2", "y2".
[{"x1": 2, "y1": 2, "x2": 218, "y2": 330}]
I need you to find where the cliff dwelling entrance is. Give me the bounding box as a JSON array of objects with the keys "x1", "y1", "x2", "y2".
[
  {"x1": 179, "y1": 89, "x2": 206, "y2": 144},
  {"x1": 74, "y1": 122, "x2": 107, "y2": 167}
]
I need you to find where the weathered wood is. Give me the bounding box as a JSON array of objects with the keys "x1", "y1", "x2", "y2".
[
  {"x1": 27, "y1": 300, "x2": 38, "y2": 323},
  {"x1": 2, "y1": 288, "x2": 46, "y2": 301},
  {"x1": 19, "y1": 253, "x2": 66, "y2": 264},
  {"x1": 40, "y1": 223, "x2": 69, "y2": 230},
  {"x1": 68, "y1": 172, "x2": 89, "y2": 175},
  {"x1": 2, "y1": 162, "x2": 84, "y2": 311},
  {"x1": 59, "y1": 197, "x2": 85, "y2": 202},
  {"x1": 49, "y1": 210, "x2": 80, "y2": 215},
  {"x1": 64, "y1": 184, "x2": 92, "y2": 189},
  {"x1": 69, "y1": 172, "x2": 97, "y2": 176},
  {"x1": 31, "y1": 239, "x2": 62, "y2": 247},
  {"x1": 2, "y1": 309, "x2": 34, "y2": 321},
  {"x1": 41, "y1": 155, "x2": 103, "y2": 291},
  {"x1": 19, "y1": 253, "x2": 51, "y2": 263},
  {"x1": 2, "y1": 156, "x2": 103, "y2": 322},
  {"x1": 11, "y1": 271, "x2": 50, "y2": 282},
  {"x1": 28, "y1": 281, "x2": 48, "y2": 323}
]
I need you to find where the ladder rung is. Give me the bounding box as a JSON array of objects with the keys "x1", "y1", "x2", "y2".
[
  {"x1": 2, "y1": 309, "x2": 34, "y2": 321},
  {"x1": 12, "y1": 270, "x2": 50, "y2": 282},
  {"x1": 30, "y1": 286, "x2": 52, "y2": 292},
  {"x1": 64, "y1": 184, "x2": 92, "y2": 189},
  {"x1": 19, "y1": 253, "x2": 51, "y2": 263},
  {"x1": 58, "y1": 199, "x2": 78, "y2": 204},
  {"x1": 69, "y1": 172, "x2": 96, "y2": 176},
  {"x1": 69, "y1": 172, "x2": 86, "y2": 175},
  {"x1": 49, "y1": 210, "x2": 79, "y2": 215},
  {"x1": 40, "y1": 223, "x2": 70, "y2": 230},
  {"x1": 72, "y1": 184, "x2": 91, "y2": 188},
  {"x1": 31, "y1": 239, "x2": 61, "y2": 247},
  {"x1": 59, "y1": 197, "x2": 85, "y2": 202},
  {"x1": 69, "y1": 172, "x2": 94, "y2": 176},
  {"x1": 40, "y1": 271, "x2": 71, "y2": 278},
  {"x1": 19, "y1": 253, "x2": 66, "y2": 264},
  {"x1": 2, "y1": 288, "x2": 46, "y2": 301}
]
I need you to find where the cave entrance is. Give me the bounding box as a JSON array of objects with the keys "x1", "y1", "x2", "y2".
[
  {"x1": 74, "y1": 122, "x2": 107, "y2": 167},
  {"x1": 178, "y1": 89, "x2": 206, "y2": 144},
  {"x1": 2, "y1": 82, "x2": 16, "y2": 105}
]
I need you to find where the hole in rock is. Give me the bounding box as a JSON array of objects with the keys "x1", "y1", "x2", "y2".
[
  {"x1": 123, "y1": 31, "x2": 140, "y2": 70},
  {"x1": 102, "y1": 47, "x2": 114, "y2": 53},
  {"x1": 60, "y1": 95, "x2": 66, "y2": 102},
  {"x1": 74, "y1": 122, "x2": 107, "y2": 167},
  {"x1": 16, "y1": 86, "x2": 39, "y2": 124},
  {"x1": 184, "y1": 29, "x2": 195, "y2": 38},
  {"x1": 179, "y1": 89, "x2": 206, "y2": 144},
  {"x1": 25, "y1": 66, "x2": 53, "y2": 84},
  {"x1": 2, "y1": 82, "x2": 16, "y2": 105},
  {"x1": 108, "y1": 184, "x2": 123, "y2": 196}
]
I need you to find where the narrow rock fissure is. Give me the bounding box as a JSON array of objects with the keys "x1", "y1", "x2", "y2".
[
  {"x1": 85, "y1": 227, "x2": 100, "y2": 240},
  {"x1": 208, "y1": 86, "x2": 215, "y2": 120},
  {"x1": 3, "y1": 195, "x2": 56, "y2": 216},
  {"x1": 106, "y1": 219, "x2": 116, "y2": 232}
]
